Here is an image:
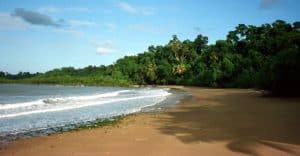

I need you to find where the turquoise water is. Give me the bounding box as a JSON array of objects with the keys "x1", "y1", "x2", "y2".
[{"x1": 0, "y1": 84, "x2": 187, "y2": 141}]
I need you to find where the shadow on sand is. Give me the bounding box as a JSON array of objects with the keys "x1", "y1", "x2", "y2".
[{"x1": 156, "y1": 88, "x2": 300, "y2": 155}]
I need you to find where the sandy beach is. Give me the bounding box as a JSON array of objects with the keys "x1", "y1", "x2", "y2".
[{"x1": 1, "y1": 87, "x2": 300, "y2": 156}]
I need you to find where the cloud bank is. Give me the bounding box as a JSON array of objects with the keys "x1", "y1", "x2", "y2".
[{"x1": 11, "y1": 8, "x2": 64, "y2": 27}]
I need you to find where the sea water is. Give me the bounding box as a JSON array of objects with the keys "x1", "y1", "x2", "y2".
[{"x1": 0, "y1": 84, "x2": 187, "y2": 141}]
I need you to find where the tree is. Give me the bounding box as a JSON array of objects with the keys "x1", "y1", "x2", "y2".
[{"x1": 2, "y1": 20, "x2": 300, "y2": 96}]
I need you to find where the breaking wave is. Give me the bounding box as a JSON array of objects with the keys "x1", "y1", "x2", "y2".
[{"x1": 0, "y1": 89, "x2": 170, "y2": 119}]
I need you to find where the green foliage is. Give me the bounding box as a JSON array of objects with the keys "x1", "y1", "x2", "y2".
[{"x1": 1, "y1": 20, "x2": 299, "y2": 96}]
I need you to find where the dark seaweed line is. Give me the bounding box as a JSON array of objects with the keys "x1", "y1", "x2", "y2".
[{"x1": 0, "y1": 115, "x2": 124, "y2": 144}]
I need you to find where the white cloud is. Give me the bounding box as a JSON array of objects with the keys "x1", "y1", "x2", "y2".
[
  {"x1": 91, "y1": 39, "x2": 117, "y2": 55},
  {"x1": 116, "y1": 2, "x2": 137, "y2": 13},
  {"x1": 0, "y1": 12, "x2": 30, "y2": 30},
  {"x1": 96, "y1": 47, "x2": 116, "y2": 55},
  {"x1": 115, "y1": 1, "x2": 155, "y2": 15}
]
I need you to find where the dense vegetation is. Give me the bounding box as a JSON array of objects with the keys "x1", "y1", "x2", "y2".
[{"x1": 1, "y1": 20, "x2": 300, "y2": 96}]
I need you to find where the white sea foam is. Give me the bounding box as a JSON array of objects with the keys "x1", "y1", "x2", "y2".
[
  {"x1": 0, "y1": 90, "x2": 131, "y2": 110},
  {"x1": 67, "y1": 90, "x2": 130, "y2": 101},
  {"x1": 0, "y1": 89, "x2": 170, "y2": 119},
  {"x1": 0, "y1": 100, "x2": 43, "y2": 110}
]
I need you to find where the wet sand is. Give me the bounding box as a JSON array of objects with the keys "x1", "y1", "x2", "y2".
[{"x1": 1, "y1": 87, "x2": 300, "y2": 156}]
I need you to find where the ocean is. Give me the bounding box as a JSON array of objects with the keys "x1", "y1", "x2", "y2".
[{"x1": 0, "y1": 84, "x2": 187, "y2": 142}]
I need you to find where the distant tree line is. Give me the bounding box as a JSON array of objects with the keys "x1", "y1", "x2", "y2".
[
  {"x1": 1, "y1": 20, "x2": 300, "y2": 96},
  {"x1": 0, "y1": 71, "x2": 40, "y2": 79}
]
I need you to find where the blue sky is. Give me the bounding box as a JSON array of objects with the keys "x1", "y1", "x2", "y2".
[{"x1": 0, "y1": 0, "x2": 299, "y2": 73}]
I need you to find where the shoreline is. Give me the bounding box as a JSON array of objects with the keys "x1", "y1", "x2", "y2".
[
  {"x1": 0, "y1": 85, "x2": 187, "y2": 143},
  {"x1": 1, "y1": 86, "x2": 300, "y2": 156}
]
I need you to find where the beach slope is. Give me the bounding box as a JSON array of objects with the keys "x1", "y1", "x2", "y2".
[{"x1": 1, "y1": 87, "x2": 300, "y2": 156}]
